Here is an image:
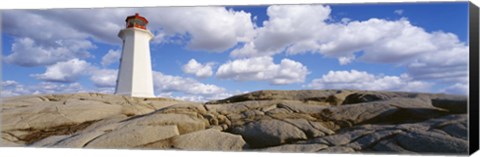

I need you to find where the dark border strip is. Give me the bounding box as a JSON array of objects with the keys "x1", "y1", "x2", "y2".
[{"x1": 469, "y1": 1, "x2": 479, "y2": 155}]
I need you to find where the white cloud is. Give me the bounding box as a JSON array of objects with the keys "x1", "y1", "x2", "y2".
[
  {"x1": 341, "y1": 18, "x2": 351, "y2": 24},
  {"x1": 306, "y1": 70, "x2": 432, "y2": 92},
  {"x1": 404, "y1": 32, "x2": 468, "y2": 82},
  {"x1": 89, "y1": 87, "x2": 115, "y2": 95},
  {"x1": 1, "y1": 81, "x2": 86, "y2": 97},
  {"x1": 31, "y1": 59, "x2": 92, "y2": 83},
  {"x1": 394, "y1": 9, "x2": 404, "y2": 15},
  {"x1": 216, "y1": 56, "x2": 309, "y2": 85},
  {"x1": 3, "y1": 9, "x2": 127, "y2": 67},
  {"x1": 3, "y1": 9, "x2": 128, "y2": 45},
  {"x1": 153, "y1": 71, "x2": 226, "y2": 96},
  {"x1": 1, "y1": 80, "x2": 19, "y2": 88},
  {"x1": 143, "y1": 7, "x2": 256, "y2": 52},
  {"x1": 3, "y1": 7, "x2": 255, "y2": 68},
  {"x1": 90, "y1": 69, "x2": 118, "y2": 87},
  {"x1": 172, "y1": 90, "x2": 245, "y2": 102},
  {"x1": 229, "y1": 5, "x2": 468, "y2": 84},
  {"x1": 1, "y1": 6, "x2": 469, "y2": 98},
  {"x1": 182, "y1": 59, "x2": 214, "y2": 78},
  {"x1": 101, "y1": 49, "x2": 121, "y2": 67},
  {"x1": 1, "y1": 81, "x2": 29, "y2": 97},
  {"x1": 31, "y1": 82, "x2": 86, "y2": 95},
  {"x1": 4, "y1": 38, "x2": 94, "y2": 67},
  {"x1": 440, "y1": 83, "x2": 468, "y2": 95},
  {"x1": 338, "y1": 55, "x2": 356, "y2": 65},
  {"x1": 230, "y1": 5, "x2": 332, "y2": 58}
]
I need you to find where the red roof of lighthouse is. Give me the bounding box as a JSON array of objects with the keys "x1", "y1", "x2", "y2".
[{"x1": 125, "y1": 13, "x2": 149, "y2": 30}]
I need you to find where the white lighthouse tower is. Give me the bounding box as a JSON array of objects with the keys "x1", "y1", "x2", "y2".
[{"x1": 115, "y1": 13, "x2": 155, "y2": 97}]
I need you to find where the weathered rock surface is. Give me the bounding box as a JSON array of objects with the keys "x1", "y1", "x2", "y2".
[
  {"x1": 84, "y1": 125, "x2": 179, "y2": 148},
  {"x1": 232, "y1": 119, "x2": 308, "y2": 148},
  {"x1": 1, "y1": 90, "x2": 469, "y2": 155},
  {"x1": 171, "y1": 129, "x2": 246, "y2": 151}
]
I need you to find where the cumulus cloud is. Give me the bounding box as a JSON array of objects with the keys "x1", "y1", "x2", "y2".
[
  {"x1": 101, "y1": 49, "x2": 121, "y2": 67},
  {"x1": 3, "y1": 7, "x2": 255, "y2": 68},
  {"x1": 90, "y1": 69, "x2": 118, "y2": 87},
  {"x1": 31, "y1": 59, "x2": 93, "y2": 83},
  {"x1": 1, "y1": 80, "x2": 29, "y2": 97},
  {"x1": 182, "y1": 59, "x2": 214, "y2": 78},
  {"x1": 306, "y1": 70, "x2": 432, "y2": 92},
  {"x1": 216, "y1": 56, "x2": 309, "y2": 85},
  {"x1": 1, "y1": 81, "x2": 86, "y2": 97},
  {"x1": 4, "y1": 38, "x2": 94, "y2": 66},
  {"x1": 440, "y1": 83, "x2": 468, "y2": 95},
  {"x1": 153, "y1": 71, "x2": 227, "y2": 98},
  {"x1": 172, "y1": 93, "x2": 225, "y2": 102},
  {"x1": 404, "y1": 32, "x2": 468, "y2": 82},
  {"x1": 143, "y1": 7, "x2": 255, "y2": 52},
  {"x1": 2, "y1": 9, "x2": 126, "y2": 67},
  {"x1": 230, "y1": 5, "x2": 468, "y2": 84},
  {"x1": 1, "y1": 80, "x2": 19, "y2": 88},
  {"x1": 3, "y1": 9, "x2": 128, "y2": 45},
  {"x1": 2, "y1": 5, "x2": 469, "y2": 98},
  {"x1": 230, "y1": 5, "x2": 332, "y2": 58}
]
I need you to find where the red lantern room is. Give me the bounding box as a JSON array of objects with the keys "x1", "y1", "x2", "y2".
[{"x1": 125, "y1": 13, "x2": 149, "y2": 30}]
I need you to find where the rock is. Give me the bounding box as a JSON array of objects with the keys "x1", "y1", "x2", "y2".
[
  {"x1": 2, "y1": 103, "x2": 115, "y2": 131},
  {"x1": 84, "y1": 125, "x2": 179, "y2": 148},
  {"x1": 316, "y1": 101, "x2": 397, "y2": 126},
  {"x1": 371, "y1": 140, "x2": 412, "y2": 153},
  {"x1": 318, "y1": 146, "x2": 356, "y2": 153},
  {"x1": 0, "y1": 90, "x2": 470, "y2": 154},
  {"x1": 139, "y1": 139, "x2": 173, "y2": 149},
  {"x1": 283, "y1": 119, "x2": 327, "y2": 138},
  {"x1": 439, "y1": 123, "x2": 467, "y2": 140},
  {"x1": 2, "y1": 130, "x2": 29, "y2": 144},
  {"x1": 342, "y1": 91, "x2": 401, "y2": 105},
  {"x1": 346, "y1": 130, "x2": 403, "y2": 150},
  {"x1": 259, "y1": 144, "x2": 328, "y2": 152},
  {"x1": 306, "y1": 129, "x2": 375, "y2": 146},
  {"x1": 49, "y1": 116, "x2": 126, "y2": 147},
  {"x1": 31, "y1": 135, "x2": 70, "y2": 147},
  {"x1": 2, "y1": 95, "x2": 45, "y2": 110},
  {"x1": 309, "y1": 121, "x2": 335, "y2": 135},
  {"x1": 3, "y1": 120, "x2": 98, "y2": 145},
  {"x1": 172, "y1": 129, "x2": 246, "y2": 151},
  {"x1": 231, "y1": 119, "x2": 307, "y2": 148},
  {"x1": 0, "y1": 139, "x2": 25, "y2": 147},
  {"x1": 394, "y1": 130, "x2": 468, "y2": 154},
  {"x1": 53, "y1": 129, "x2": 113, "y2": 148},
  {"x1": 206, "y1": 101, "x2": 276, "y2": 114},
  {"x1": 316, "y1": 98, "x2": 445, "y2": 126},
  {"x1": 122, "y1": 113, "x2": 207, "y2": 134},
  {"x1": 157, "y1": 103, "x2": 207, "y2": 116},
  {"x1": 207, "y1": 90, "x2": 341, "y2": 104},
  {"x1": 431, "y1": 98, "x2": 467, "y2": 114},
  {"x1": 1, "y1": 93, "x2": 183, "y2": 132},
  {"x1": 276, "y1": 101, "x2": 328, "y2": 114}
]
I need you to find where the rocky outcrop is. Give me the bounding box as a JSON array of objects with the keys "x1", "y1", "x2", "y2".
[
  {"x1": 1, "y1": 90, "x2": 469, "y2": 155},
  {"x1": 171, "y1": 129, "x2": 246, "y2": 150},
  {"x1": 231, "y1": 119, "x2": 308, "y2": 148}
]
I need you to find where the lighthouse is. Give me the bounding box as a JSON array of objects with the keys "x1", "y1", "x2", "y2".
[{"x1": 115, "y1": 13, "x2": 155, "y2": 97}]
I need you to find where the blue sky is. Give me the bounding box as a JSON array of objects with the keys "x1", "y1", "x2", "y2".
[{"x1": 1, "y1": 2, "x2": 470, "y2": 101}]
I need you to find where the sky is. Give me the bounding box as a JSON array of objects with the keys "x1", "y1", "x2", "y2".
[{"x1": 1, "y1": 2, "x2": 470, "y2": 102}]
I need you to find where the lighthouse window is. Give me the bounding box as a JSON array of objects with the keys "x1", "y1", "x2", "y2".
[
  {"x1": 135, "y1": 19, "x2": 145, "y2": 26},
  {"x1": 128, "y1": 20, "x2": 135, "y2": 25}
]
